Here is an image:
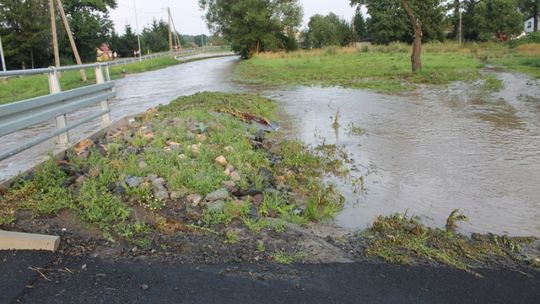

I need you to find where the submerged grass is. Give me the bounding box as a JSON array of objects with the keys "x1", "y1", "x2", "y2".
[
  {"x1": 364, "y1": 213, "x2": 536, "y2": 271},
  {"x1": 234, "y1": 42, "x2": 540, "y2": 92},
  {"x1": 0, "y1": 92, "x2": 344, "y2": 243}
]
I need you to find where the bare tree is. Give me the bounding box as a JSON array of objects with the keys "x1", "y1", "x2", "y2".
[{"x1": 401, "y1": 0, "x2": 422, "y2": 72}]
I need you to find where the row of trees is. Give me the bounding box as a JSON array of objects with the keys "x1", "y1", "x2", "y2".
[
  {"x1": 0, "y1": 0, "x2": 222, "y2": 69},
  {"x1": 354, "y1": 0, "x2": 538, "y2": 45}
]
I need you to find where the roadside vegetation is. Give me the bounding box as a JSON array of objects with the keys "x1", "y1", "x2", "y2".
[
  {"x1": 0, "y1": 92, "x2": 344, "y2": 256},
  {"x1": 235, "y1": 42, "x2": 539, "y2": 92},
  {"x1": 361, "y1": 212, "x2": 538, "y2": 272}
]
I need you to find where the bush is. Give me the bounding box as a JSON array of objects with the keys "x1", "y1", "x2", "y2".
[{"x1": 509, "y1": 32, "x2": 540, "y2": 48}]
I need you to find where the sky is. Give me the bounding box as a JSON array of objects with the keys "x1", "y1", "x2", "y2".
[{"x1": 110, "y1": 0, "x2": 357, "y2": 35}]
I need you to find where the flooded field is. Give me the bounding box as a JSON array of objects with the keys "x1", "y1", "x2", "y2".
[
  {"x1": 267, "y1": 73, "x2": 540, "y2": 237},
  {"x1": 1, "y1": 56, "x2": 539, "y2": 237}
]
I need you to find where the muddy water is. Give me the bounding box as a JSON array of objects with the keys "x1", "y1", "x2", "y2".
[
  {"x1": 267, "y1": 74, "x2": 540, "y2": 237},
  {"x1": 0, "y1": 56, "x2": 240, "y2": 182}
]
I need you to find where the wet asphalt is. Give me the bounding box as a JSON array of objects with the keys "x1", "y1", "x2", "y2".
[{"x1": 2, "y1": 250, "x2": 539, "y2": 304}]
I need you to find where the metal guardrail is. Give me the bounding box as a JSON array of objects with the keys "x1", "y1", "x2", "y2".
[
  {"x1": 0, "y1": 64, "x2": 114, "y2": 161},
  {"x1": 0, "y1": 46, "x2": 231, "y2": 162}
]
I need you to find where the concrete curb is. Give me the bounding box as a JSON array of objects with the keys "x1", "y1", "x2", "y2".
[{"x1": 0, "y1": 230, "x2": 60, "y2": 252}]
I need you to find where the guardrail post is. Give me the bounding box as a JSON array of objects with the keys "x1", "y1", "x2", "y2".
[
  {"x1": 48, "y1": 67, "x2": 69, "y2": 145},
  {"x1": 95, "y1": 65, "x2": 112, "y2": 124}
]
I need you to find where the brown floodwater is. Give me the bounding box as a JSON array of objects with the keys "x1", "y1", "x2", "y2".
[
  {"x1": 1, "y1": 56, "x2": 539, "y2": 237},
  {"x1": 266, "y1": 73, "x2": 540, "y2": 237}
]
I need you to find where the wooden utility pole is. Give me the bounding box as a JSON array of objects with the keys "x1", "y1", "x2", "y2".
[
  {"x1": 171, "y1": 17, "x2": 182, "y2": 50},
  {"x1": 167, "y1": 7, "x2": 173, "y2": 53},
  {"x1": 55, "y1": 0, "x2": 87, "y2": 81},
  {"x1": 48, "y1": 0, "x2": 60, "y2": 68}
]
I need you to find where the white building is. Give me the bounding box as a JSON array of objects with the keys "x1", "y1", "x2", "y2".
[{"x1": 524, "y1": 15, "x2": 539, "y2": 33}]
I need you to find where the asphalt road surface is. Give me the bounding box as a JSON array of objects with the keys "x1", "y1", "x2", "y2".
[{"x1": 2, "y1": 250, "x2": 539, "y2": 304}]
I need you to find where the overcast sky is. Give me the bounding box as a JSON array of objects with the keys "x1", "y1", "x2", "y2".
[{"x1": 110, "y1": 0, "x2": 357, "y2": 35}]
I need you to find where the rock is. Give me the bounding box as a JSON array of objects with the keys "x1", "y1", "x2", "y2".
[
  {"x1": 252, "y1": 194, "x2": 264, "y2": 205},
  {"x1": 170, "y1": 191, "x2": 183, "y2": 200},
  {"x1": 215, "y1": 155, "x2": 228, "y2": 167},
  {"x1": 167, "y1": 141, "x2": 181, "y2": 150},
  {"x1": 224, "y1": 146, "x2": 234, "y2": 153},
  {"x1": 206, "y1": 188, "x2": 230, "y2": 202},
  {"x1": 196, "y1": 134, "x2": 207, "y2": 142},
  {"x1": 222, "y1": 181, "x2": 236, "y2": 192},
  {"x1": 125, "y1": 176, "x2": 144, "y2": 188},
  {"x1": 143, "y1": 132, "x2": 154, "y2": 140},
  {"x1": 152, "y1": 178, "x2": 166, "y2": 187},
  {"x1": 153, "y1": 188, "x2": 169, "y2": 201},
  {"x1": 75, "y1": 175, "x2": 87, "y2": 185},
  {"x1": 147, "y1": 174, "x2": 158, "y2": 181},
  {"x1": 207, "y1": 200, "x2": 225, "y2": 212},
  {"x1": 224, "y1": 168, "x2": 232, "y2": 176},
  {"x1": 186, "y1": 194, "x2": 203, "y2": 207},
  {"x1": 140, "y1": 284, "x2": 149, "y2": 290},
  {"x1": 138, "y1": 161, "x2": 148, "y2": 169},
  {"x1": 128, "y1": 118, "x2": 140, "y2": 128},
  {"x1": 191, "y1": 143, "x2": 201, "y2": 154},
  {"x1": 230, "y1": 170, "x2": 241, "y2": 182}
]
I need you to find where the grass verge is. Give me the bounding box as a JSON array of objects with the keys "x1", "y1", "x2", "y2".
[{"x1": 234, "y1": 42, "x2": 540, "y2": 92}]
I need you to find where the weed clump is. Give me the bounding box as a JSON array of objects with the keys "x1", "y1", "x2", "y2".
[{"x1": 364, "y1": 213, "x2": 536, "y2": 271}]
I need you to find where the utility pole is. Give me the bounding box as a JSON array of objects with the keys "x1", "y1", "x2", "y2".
[
  {"x1": 167, "y1": 7, "x2": 173, "y2": 53},
  {"x1": 0, "y1": 34, "x2": 6, "y2": 72},
  {"x1": 459, "y1": 6, "x2": 462, "y2": 45},
  {"x1": 132, "y1": 0, "x2": 142, "y2": 60},
  {"x1": 55, "y1": 0, "x2": 87, "y2": 81},
  {"x1": 48, "y1": 0, "x2": 60, "y2": 67}
]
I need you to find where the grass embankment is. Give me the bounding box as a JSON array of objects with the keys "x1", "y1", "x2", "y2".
[
  {"x1": 0, "y1": 56, "x2": 180, "y2": 105},
  {"x1": 235, "y1": 42, "x2": 540, "y2": 92},
  {"x1": 0, "y1": 92, "x2": 343, "y2": 250}
]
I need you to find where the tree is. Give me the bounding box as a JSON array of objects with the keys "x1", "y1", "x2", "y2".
[
  {"x1": 476, "y1": 0, "x2": 523, "y2": 40},
  {"x1": 58, "y1": 0, "x2": 117, "y2": 62},
  {"x1": 350, "y1": 0, "x2": 445, "y2": 44},
  {"x1": 141, "y1": 20, "x2": 169, "y2": 53},
  {"x1": 301, "y1": 14, "x2": 354, "y2": 48},
  {"x1": 518, "y1": 0, "x2": 539, "y2": 32},
  {"x1": 199, "y1": 0, "x2": 303, "y2": 58},
  {"x1": 353, "y1": 8, "x2": 368, "y2": 41},
  {"x1": 0, "y1": 0, "x2": 50, "y2": 69},
  {"x1": 401, "y1": 0, "x2": 422, "y2": 72}
]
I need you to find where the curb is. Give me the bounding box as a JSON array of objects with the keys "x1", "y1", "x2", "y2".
[{"x1": 0, "y1": 230, "x2": 60, "y2": 252}]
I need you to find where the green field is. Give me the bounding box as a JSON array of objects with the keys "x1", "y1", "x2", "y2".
[
  {"x1": 234, "y1": 42, "x2": 540, "y2": 92},
  {"x1": 0, "y1": 56, "x2": 182, "y2": 105}
]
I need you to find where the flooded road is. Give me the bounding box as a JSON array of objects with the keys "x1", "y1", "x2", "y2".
[
  {"x1": 268, "y1": 74, "x2": 540, "y2": 237},
  {"x1": 1, "y1": 55, "x2": 539, "y2": 237}
]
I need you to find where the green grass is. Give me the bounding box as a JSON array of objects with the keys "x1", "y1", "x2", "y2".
[
  {"x1": 364, "y1": 213, "x2": 536, "y2": 271},
  {"x1": 0, "y1": 92, "x2": 344, "y2": 242},
  {"x1": 235, "y1": 42, "x2": 540, "y2": 91},
  {"x1": 0, "y1": 56, "x2": 180, "y2": 105}
]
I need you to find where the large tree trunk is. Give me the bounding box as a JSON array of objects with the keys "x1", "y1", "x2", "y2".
[
  {"x1": 454, "y1": 0, "x2": 460, "y2": 39},
  {"x1": 401, "y1": 0, "x2": 422, "y2": 72}
]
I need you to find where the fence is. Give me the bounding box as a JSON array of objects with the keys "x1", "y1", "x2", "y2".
[
  {"x1": 0, "y1": 64, "x2": 114, "y2": 161},
  {"x1": 0, "y1": 46, "x2": 231, "y2": 162}
]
